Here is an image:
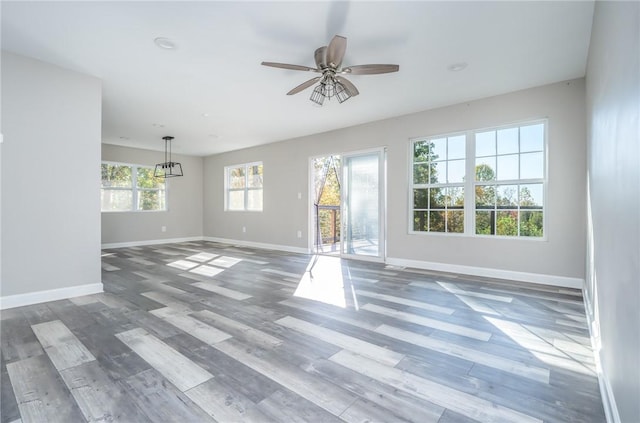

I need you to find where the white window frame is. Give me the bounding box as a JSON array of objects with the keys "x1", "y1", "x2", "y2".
[
  {"x1": 101, "y1": 161, "x2": 168, "y2": 212},
  {"x1": 408, "y1": 119, "x2": 547, "y2": 239},
  {"x1": 224, "y1": 161, "x2": 263, "y2": 212}
]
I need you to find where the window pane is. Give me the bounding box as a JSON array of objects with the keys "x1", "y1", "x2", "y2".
[
  {"x1": 137, "y1": 167, "x2": 165, "y2": 189},
  {"x1": 447, "y1": 159, "x2": 465, "y2": 183},
  {"x1": 496, "y1": 211, "x2": 518, "y2": 236},
  {"x1": 447, "y1": 210, "x2": 464, "y2": 233},
  {"x1": 521, "y1": 123, "x2": 544, "y2": 152},
  {"x1": 229, "y1": 167, "x2": 245, "y2": 189},
  {"x1": 497, "y1": 185, "x2": 518, "y2": 208},
  {"x1": 413, "y1": 163, "x2": 430, "y2": 184},
  {"x1": 520, "y1": 211, "x2": 543, "y2": 237},
  {"x1": 475, "y1": 158, "x2": 496, "y2": 181},
  {"x1": 248, "y1": 164, "x2": 263, "y2": 188},
  {"x1": 413, "y1": 211, "x2": 428, "y2": 231},
  {"x1": 475, "y1": 185, "x2": 495, "y2": 208},
  {"x1": 520, "y1": 152, "x2": 544, "y2": 179},
  {"x1": 429, "y1": 211, "x2": 445, "y2": 232},
  {"x1": 414, "y1": 189, "x2": 428, "y2": 209},
  {"x1": 497, "y1": 127, "x2": 519, "y2": 155},
  {"x1": 430, "y1": 188, "x2": 446, "y2": 209},
  {"x1": 448, "y1": 187, "x2": 464, "y2": 208},
  {"x1": 497, "y1": 154, "x2": 519, "y2": 180},
  {"x1": 413, "y1": 141, "x2": 432, "y2": 162},
  {"x1": 228, "y1": 190, "x2": 244, "y2": 210},
  {"x1": 475, "y1": 211, "x2": 494, "y2": 234},
  {"x1": 247, "y1": 189, "x2": 263, "y2": 211},
  {"x1": 431, "y1": 138, "x2": 446, "y2": 161},
  {"x1": 101, "y1": 164, "x2": 132, "y2": 188},
  {"x1": 520, "y1": 184, "x2": 543, "y2": 208},
  {"x1": 138, "y1": 190, "x2": 165, "y2": 211},
  {"x1": 476, "y1": 131, "x2": 495, "y2": 157},
  {"x1": 101, "y1": 189, "x2": 132, "y2": 211},
  {"x1": 430, "y1": 161, "x2": 444, "y2": 184},
  {"x1": 448, "y1": 135, "x2": 465, "y2": 160}
]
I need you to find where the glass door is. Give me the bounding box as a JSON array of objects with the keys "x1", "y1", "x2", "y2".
[{"x1": 341, "y1": 149, "x2": 385, "y2": 261}]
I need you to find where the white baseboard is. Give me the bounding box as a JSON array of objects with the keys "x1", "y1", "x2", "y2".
[
  {"x1": 386, "y1": 257, "x2": 584, "y2": 289},
  {"x1": 102, "y1": 236, "x2": 204, "y2": 249},
  {"x1": 203, "y1": 237, "x2": 310, "y2": 255},
  {"x1": 583, "y1": 291, "x2": 621, "y2": 423},
  {"x1": 0, "y1": 283, "x2": 104, "y2": 310}
]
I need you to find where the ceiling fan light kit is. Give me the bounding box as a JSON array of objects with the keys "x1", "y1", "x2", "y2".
[
  {"x1": 262, "y1": 35, "x2": 399, "y2": 106},
  {"x1": 154, "y1": 136, "x2": 183, "y2": 178}
]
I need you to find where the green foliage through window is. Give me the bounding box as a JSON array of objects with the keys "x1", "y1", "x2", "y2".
[
  {"x1": 411, "y1": 135, "x2": 465, "y2": 234},
  {"x1": 411, "y1": 121, "x2": 546, "y2": 238},
  {"x1": 101, "y1": 163, "x2": 166, "y2": 212}
]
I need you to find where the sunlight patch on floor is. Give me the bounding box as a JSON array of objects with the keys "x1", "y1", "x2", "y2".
[
  {"x1": 167, "y1": 251, "x2": 242, "y2": 276},
  {"x1": 294, "y1": 256, "x2": 347, "y2": 308},
  {"x1": 484, "y1": 316, "x2": 596, "y2": 375}
]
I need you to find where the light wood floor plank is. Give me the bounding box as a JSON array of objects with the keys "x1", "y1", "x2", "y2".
[
  {"x1": 192, "y1": 281, "x2": 253, "y2": 300},
  {"x1": 436, "y1": 281, "x2": 514, "y2": 303},
  {"x1": 6, "y1": 355, "x2": 85, "y2": 423},
  {"x1": 192, "y1": 309, "x2": 283, "y2": 347},
  {"x1": 31, "y1": 320, "x2": 95, "y2": 371},
  {"x1": 115, "y1": 327, "x2": 213, "y2": 391},
  {"x1": 330, "y1": 350, "x2": 541, "y2": 423},
  {"x1": 151, "y1": 307, "x2": 232, "y2": 345},
  {"x1": 356, "y1": 289, "x2": 455, "y2": 315},
  {"x1": 276, "y1": 315, "x2": 405, "y2": 366},
  {"x1": 375, "y1": 324, "x2": 550, "y2": 383},
  {"x1": 140, "y1": 291, "x2": 195, "y2": 312},
  {"x1": 185, "y1": 378, "x2": 270, "y2": 422},
  {"x1": 361, "y1": 303, "x2": 492, "y2": 341}
]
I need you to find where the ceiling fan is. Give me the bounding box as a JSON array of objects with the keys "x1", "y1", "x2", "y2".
[{"x1": 261, "y1": 35, "x2": 399, "y2": 105}]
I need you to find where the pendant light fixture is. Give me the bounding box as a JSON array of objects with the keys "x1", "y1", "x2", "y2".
[{"x1": 154, "y1": 136, "x2": 183, "y2": 178}]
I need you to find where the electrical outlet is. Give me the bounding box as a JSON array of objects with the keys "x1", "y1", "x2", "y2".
[
  {"x1": 161, "y1": 226, "x2": 167, "y2": 232},
  {"x1": 242, "y1": 226, "x2": 247, "y2": 233},
  {"x1": 297, "y1": 230, "x2": 302, "y2": 238}
]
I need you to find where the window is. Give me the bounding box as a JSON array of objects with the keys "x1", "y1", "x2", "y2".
[
  {"x1": 225, "y1": 162, "x2": 263, "y2": 211},
  {"x1": 410, "y1": 120, "x2": 546, "y2": 238},
  {"x1": 411, "y1": 134, "x2": 466, "y2": 233},
  {"x1": 474, "y1": 122, "x2": 545, "y2": 237},
  {"x1": 101, "y1": 162, "x2": 166, "y2": 212}
]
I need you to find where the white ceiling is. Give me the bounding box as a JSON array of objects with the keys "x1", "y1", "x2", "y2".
[{"x1": 2, "y1": 1, "x2": 594, "y2": 157}]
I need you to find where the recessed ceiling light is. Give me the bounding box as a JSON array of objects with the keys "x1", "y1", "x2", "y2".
[
  {"x1": 448, "y1": 62, "x2": 468, "y2": 72},
  {"x1": 202, "y1": 113, "x2": 210, "y2": 118},
  {"x1": 119, "y1": 136, "x2": 130, "y2": 140},
  {"x1": 152, "y1": 123, "x2": 165, "y2": 128},
  {"x1": 154, "y1": 37, "x2": 175, "y2": 50}
]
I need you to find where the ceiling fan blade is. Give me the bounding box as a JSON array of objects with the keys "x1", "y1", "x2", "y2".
[
  {"x1": 287, "y1": 76, "x2": 322, "y2": 95},
  {"x1": 341, "y1": 64, "x2": 399, "y2": 75},
  {"x1": 326, "y1": 35, "x2": 347, "y2": 69},
  {"x1": 261, "y1": 62, "x2": 318, "y2": 72},
  {"x1": 314, "y1": 47, "x2": 327, "y2": 69},
  {"x1": 336, "y1": 76, "x2": 359, "y2": 97}
]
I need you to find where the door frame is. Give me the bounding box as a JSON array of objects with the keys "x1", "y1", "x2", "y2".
[{"x1": 308, "y1": 147, "x2": 386, "y2": 263}]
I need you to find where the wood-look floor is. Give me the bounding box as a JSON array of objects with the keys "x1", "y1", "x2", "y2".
[{"x1": 1, "y1": 241, "x2": 605, "y2": 422}]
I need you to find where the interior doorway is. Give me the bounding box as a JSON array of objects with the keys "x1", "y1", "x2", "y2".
[{"x1": 311, "y1": 155, "x2": 342, "y2": 255}]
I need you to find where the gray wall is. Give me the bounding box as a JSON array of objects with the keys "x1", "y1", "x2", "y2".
[
  {"x1": 1, "y1": 52, "x2": 102, "y2": 297},
  {"x1": 101, "y1": 144, "x2": 203, "y2": 245},
  {"x1": 585, "y1": 2, "x2": 640, "y2": 421},
  {"x1": 204, "y1": 79, "x2": 587, "y2": 281}
]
